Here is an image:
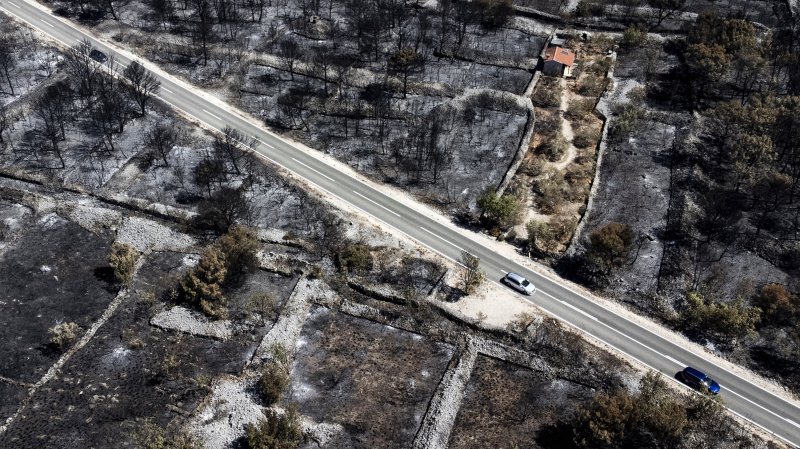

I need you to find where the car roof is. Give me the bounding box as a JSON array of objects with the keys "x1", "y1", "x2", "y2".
[
  {"x1": 506, "y1": 272, "x2": 526, "y2": 282},
  {"x1": 683, "y1": 366, "x2": 708, "y2": 379}
]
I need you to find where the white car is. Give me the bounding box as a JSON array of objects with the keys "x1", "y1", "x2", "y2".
[{"x1": 503, "y1": 272, "x2": 536, "y2": 295}]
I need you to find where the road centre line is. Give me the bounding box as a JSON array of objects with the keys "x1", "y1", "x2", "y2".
[
  {"x1": 786, "y1": 418, "x2": 800, "y2": 430},
  {"x1": 16, "y1": 4, "x2": 800, "y2": 443},
  {"x1": 161, "y1": 87, "x2": 173, "y2": 94},
  {"x1": 419, "y1": 226, "x2": 467, "y2": 253},
  {"x1": 8, "y1": 1, "x2": 20, "y2": 7},
  {"x1": 40, "y1": 18, "x2": 54, "y2": 27},
  {"x1": 291, "y1": 157, "x2": 336, "y2": 182},
  {"x1": 352, "y1": 190, "x2": 401, "y2": 217},
  {"x1": 201, "y1": 109, "x2": 222, "y2": 121}
]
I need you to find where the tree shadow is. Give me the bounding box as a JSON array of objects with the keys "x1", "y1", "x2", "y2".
[{"x1": 536, "y1": 421, "x2": 579, "y2": 449}]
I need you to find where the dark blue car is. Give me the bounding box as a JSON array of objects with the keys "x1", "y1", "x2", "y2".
[{"x1": 681, "y1": 366, "x2": 721, "y2": 395}]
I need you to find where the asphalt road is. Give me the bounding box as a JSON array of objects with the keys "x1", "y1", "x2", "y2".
[{"x1": 3, "y1": 0, "x2": 800, "y2": 445}]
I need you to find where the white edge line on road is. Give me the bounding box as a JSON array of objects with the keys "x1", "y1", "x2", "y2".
[
  {"x1": 419, "y1": 226, "x2": 467, "y2": 253},
  {"x1": 558, "y1": 299, "x2": 599, "y2": 322},
  {"x1": 291, "y1": 157, "x2": 336, "y2": 183},
  {"x1": 14, "y1": 4, "x2": 799, "y2": 441},
  {"x1": 201, "y1": 109, "x2": 222, "y2": 121},
  {"x1": 161, "y1": 87, "x2": 173, "y2": 94},
  {"x1": 352, "y1": 190, "x2": 401, "y2": 217}
]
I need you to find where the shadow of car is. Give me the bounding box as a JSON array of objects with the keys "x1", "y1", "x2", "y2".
[
  {"x1": 89, "y1": 49, "x2": 107, "y2": 63},
  {"x1": 678, "y1": 366, "x2": 720, "y2": 395}
]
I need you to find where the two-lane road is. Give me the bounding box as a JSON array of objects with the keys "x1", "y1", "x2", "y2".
[{"x1": 2, "y1": 0, "x2": 799, "y2": 445}]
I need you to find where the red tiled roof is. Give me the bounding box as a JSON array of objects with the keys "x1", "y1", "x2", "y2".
[{"x1": 544, "y1": 46, "x2": 575, "y2": 67}]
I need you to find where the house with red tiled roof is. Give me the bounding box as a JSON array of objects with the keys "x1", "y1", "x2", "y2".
[{"x1": 542, "y1": 43, "x2": 576, "y2": 77}]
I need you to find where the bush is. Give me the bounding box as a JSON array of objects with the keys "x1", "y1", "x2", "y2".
[
  {"x1": 573, "y1": 124, "x2": 600, "y2": 149},
  {"x1": 129, "y1": 418, "x2": 200, "y2": 449},
  {"x1": 536, "y1": 113, "x2": 563, "y2": 137},
  {"x1": 248, "y1": 292, "x2": 276, "y2": 325},
  {"x1": 532, "y1": 86, "x2": 561, "y2": 108},
  {"x1": 574, "y1": 372, "x2": 688, "y2": 448},
  {"x1": 215, "y1": 225, "x2": 260, "y2": 283},
  {"x1": 459, "y1": 251, "x2": 485, "y2": 295},
  {"x1": 577, "y1": 75, "x2": 609, "y2": 97},
  {"x1": 537, "y1": 131, "x2": 568, "y2": 162},
  {"x1": 180, "y1": 246, "x2": 228, "y2": 319},
  {"x1": 534, "y1": 171, "x2": 569, "y2": 214},
  {"x1": 683, "y1": 291, "x2": 760, "y2": 341},
  {"x1": 258, "y1": 363, "x2": 290, "y2": 406},
  {"x1": 526, "y1": 219, "x2": 558, "y2": 254},
  {"x1": 566, "y1": 98, "x2": 595, "y2": 121},
  {"x1": 477, "y1": 190, "x2": 522, "y2": 228},
  {"x1": 341, "y1": 243, "x2": 373, "y2": 274},
  {"x1": 752, "y1": 284, "x2": 796, "y2": 326},
  {"x1": 586, "y1": 222, "x2": 633, "y2": 274},
  {"x1": 48, "y1": 322, "x2": 82, "y2": 350},
  {"x1": 109, "y1": 242, "x2": 139, "y2": 286},
  {"x1": 622, "y1": 24, "x2": 648, "y2": 48},
  {"x1": 245, "y1": 407, "x2": 303, "y2": 449}
]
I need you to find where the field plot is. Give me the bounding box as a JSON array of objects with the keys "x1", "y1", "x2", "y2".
[
  {"x1": 0, "y1": 214, "x2": 116, "y2": 384},
  {"x1": 290, "y1": 307, "x2": 454, "y2": 448},
  {"x1": 449, "y1": 355, "x2": 593, "y2": 449}
]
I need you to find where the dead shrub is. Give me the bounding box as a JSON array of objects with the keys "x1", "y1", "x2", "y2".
[
  {"x1": 245, "y1": 406, "x2": 303, "y2": 449},
  {"x1": 577, "y1": 75, "x2": 609, "y2": 97},
  {"x1": 48, "y1": 322, "x2": 82, "y2": 350},
  {"x1": 258, "y1": 362, "x2": 290, "y2": 406},
  {"x1": 536, "y1": 131, "x2": 568, "y2": 162},
  {"x1": 566, "y1": 98, "x2": 595, "y2": 121},
  {"x1": 109, "y1": 242, "x2": 139, "y2": 286},
  {"x1": 573, "y1": 124, "x2": 600, "y2": 149}
]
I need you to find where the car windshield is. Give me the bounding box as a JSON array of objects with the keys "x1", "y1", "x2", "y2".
[{"x1": 521, "y1": 280, "x2": 530, "y2": 287}]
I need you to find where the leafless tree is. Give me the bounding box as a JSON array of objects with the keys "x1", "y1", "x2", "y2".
[
  {"x1": 213, "y1": 126, "x2": 254, "y2": 175},
  {"x1": 33, "y1": 82, "x2": 73, "y2": 168},
  {"x1": 123, "y1": 60, "x2": 161, "y2": 116},
  {"x1": 0, "y1": 36, "x2": 17, "y2": 96},
  {"x1": 63, "y1": 39, "x2": 104, "y2": 101},
  {"x1": 279, "y1": 38, "x2": 303, "y2": 81},
  {"x1": 144, "y1": 121, "x2": 178, "y2": 166}
]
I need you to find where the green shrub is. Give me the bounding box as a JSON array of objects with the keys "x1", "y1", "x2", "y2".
[
  {"x1": 477, "y1": 190, "x2": 523, "y2": 228},
  {"x1": 622, "y1": 24, "x2": 648, "y2": 47},
  {"x1": 586, "y1": 222, "x2": 633, "y2": 273},
  {"x1": 683, "y1": 291, "x2": 760, "y2": 341},
  {"x1": 180, "y1": 247, "x2": 228, "y2": 319}
]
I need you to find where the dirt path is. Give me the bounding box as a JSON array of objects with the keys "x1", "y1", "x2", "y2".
[{"x1": 552, "y1": 79, "x2": 578, "y2": 171}]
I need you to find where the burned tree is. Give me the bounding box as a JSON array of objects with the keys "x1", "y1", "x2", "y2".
[
  {"x1": 32, "y1": 82, "x2": 73, "y2": 168},
  {"x1": 144, "y1": 121, "x2": 178, "y2": 167},
  {"x1": 213, "y1": 126, "x2": 255, "y2": 175},
  {"x1": 122, "y1": 60, "x2": 161, "y2": 116},
  {"x1": 0, "y1": 36, "x2": 16, "y2": 96}
]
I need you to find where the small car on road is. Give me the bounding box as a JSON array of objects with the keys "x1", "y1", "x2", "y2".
[
  {"x1": 680, "y1": 366, "x2": 721, "y2": 395},
  {"x1": 89, "y1": 49, "x2": 108, "y2": 63},
  {"x1": 502, "y1": 272, "x2": 536, "y2": 295}
]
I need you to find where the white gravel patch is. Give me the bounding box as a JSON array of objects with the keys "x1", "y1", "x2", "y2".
[
  {"x1": 250, "y1": 278, "x2": 335, "y2": 366},
  {"x1": 116, "y1": 216, "x2": 196, "y2": 252},
  {"x1": 412, "y1": 338, "x2": 477, "y2": 449},
  {"x1": 190, "y1": 376, "x2": 264, "y2": 449},
  {"x1": 68, "y1": 201, "x2": 123, "y2": 232},
  {"x1": 150, "y1": 306, "x2": 233, "y2": 340}
]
